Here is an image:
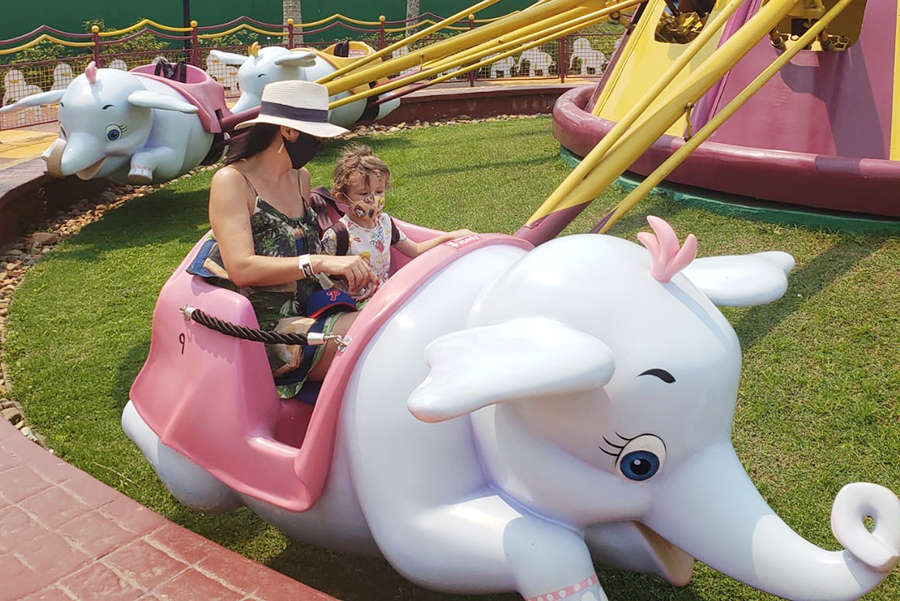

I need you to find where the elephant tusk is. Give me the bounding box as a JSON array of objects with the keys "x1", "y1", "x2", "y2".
[
  {"x1": 831, "y1": 482, "x2": 900, "y2": 572},
  {"x1": 41, "y1": 138, "x2": 66, "y2": 177},
  {"x1": 76, "y1": 157, "x2": 106, "y2": 181}
]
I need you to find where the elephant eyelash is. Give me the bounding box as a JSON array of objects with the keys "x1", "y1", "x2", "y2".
[
  {"x1": 602, "y1": 436, "x2": 624, "y2": 449},
  {"x1": 614, "y1": 432, "x2": 633, "y2": 443},
  {"x1": 599, "y1": 436, "x2": 625, "y2": 457},
  {"x1": 117, "y1": 123, "x2": 129, "y2": 132},
  {"x1": 600, "y1": 432, "x2": 637, "y2": 457}
]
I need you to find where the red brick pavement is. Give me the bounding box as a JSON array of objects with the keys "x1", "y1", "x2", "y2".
[{"x1": 0, "y1": 419, "x2": 338, "y2": 601}]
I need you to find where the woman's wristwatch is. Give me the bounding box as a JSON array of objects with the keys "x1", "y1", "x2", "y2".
[{"x1": 298, "y1": 254, "x2": 315, "y2": 278}]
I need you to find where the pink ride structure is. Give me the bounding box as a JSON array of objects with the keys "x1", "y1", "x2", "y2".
[{"x1": 554, "y1": 0, "x2": 900, "y2": 218}]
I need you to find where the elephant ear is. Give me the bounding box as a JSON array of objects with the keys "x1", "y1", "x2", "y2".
[
  {"x1": 209, "y1": 50, "x2": 249, "y2": 66},
  {"x1": 408, "y1": 317, "x2": 615, "y2": 423},
  {"x1": 681, "y1": 251, "x2": 795, "y2": 306},
  {"x1": 273, "y1": 51, "x2": 318, "y2": 68},
  {"x1": 127, "y1": 91, "x2": 198, "y2": 114},
  {"x1": 0, "y1": 89, "x2": 65, "y2": 113}
]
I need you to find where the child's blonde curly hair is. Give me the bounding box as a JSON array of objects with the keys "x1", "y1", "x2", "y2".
[{"x1": 331, "y1": 143, "x2": 391, "y2": 196}]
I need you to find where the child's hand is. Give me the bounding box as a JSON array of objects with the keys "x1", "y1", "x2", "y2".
[{"x1": 448, "y1": 229, "x2": 476, "y2": 239}]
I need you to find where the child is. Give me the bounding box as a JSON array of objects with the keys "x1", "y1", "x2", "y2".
[{"x1": 321, "y1": 144, "x2": 473, "y2": 300}]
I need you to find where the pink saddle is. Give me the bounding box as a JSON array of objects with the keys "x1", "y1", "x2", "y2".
[
  {"x1": 129, "y1": 224, "x2": 530, "y2": 512},
  {"x1": 131, "y1": 64, "x2": 232, "y2": 134}
]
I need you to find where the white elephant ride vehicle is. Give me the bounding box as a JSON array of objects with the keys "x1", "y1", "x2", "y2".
[
  {"x1": 0, "y1": 61, "x2": 230, "y2": 184},
  {"x1": 123, "y1": 216, "x2": 900, "y2": 601},
  {"x1": 209, "y1": 40, "x2": 401, "y2": 126}
]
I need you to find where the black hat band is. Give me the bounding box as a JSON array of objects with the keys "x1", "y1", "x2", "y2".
[{"x1": 259, "y1": 101, "x2": 328, "y2": 123}]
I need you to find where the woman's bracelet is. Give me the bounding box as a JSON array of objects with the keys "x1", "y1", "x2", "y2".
[{"x1": 298, "y1": 254, "x2": 315, "y2": 278}]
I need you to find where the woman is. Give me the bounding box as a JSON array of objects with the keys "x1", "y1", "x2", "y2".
[{"x1": 204, "y1": 80, "x2": 376, "y2": 398}]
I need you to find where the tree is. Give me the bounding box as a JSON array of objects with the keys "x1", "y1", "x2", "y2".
[
  {"x1": 283, "y1": 0, "x2": 303, "y2": 43},
  {"x1": 406, "y1": 0, "x2": 420, "y2": 24}
]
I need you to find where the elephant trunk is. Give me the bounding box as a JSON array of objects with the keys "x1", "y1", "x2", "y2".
[
  {"x1": 644, "y1": 445, "x2": 900, "y2": 601},
  {"x1": 59, "y1": 133, "x2": 106, "y2": 179}
]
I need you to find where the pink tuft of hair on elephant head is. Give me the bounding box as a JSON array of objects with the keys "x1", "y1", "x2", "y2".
[{"x1": 636, "y1": 215, "x2": 697, "y2": 283}]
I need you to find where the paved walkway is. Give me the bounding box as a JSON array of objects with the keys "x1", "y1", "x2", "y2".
[
  {"x1": 0, "y1": 124, "x2": 58, "y2": 173},
  {"x1": 0, "y1": 418, "x2": 337, "y2": 601}
]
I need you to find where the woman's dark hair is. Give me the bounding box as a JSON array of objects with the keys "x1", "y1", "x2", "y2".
[{"x1": 224, "y1": 123, "x2": 281, "y2": 165}]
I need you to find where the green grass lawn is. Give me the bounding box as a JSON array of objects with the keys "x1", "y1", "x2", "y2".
[{"x1": 4, "y1": 115, "x2": 900, "y2": 601}]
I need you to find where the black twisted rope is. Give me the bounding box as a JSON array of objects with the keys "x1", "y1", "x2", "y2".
[{"x1": 183, "y1": 306, "x2": 308, "y2": 345}]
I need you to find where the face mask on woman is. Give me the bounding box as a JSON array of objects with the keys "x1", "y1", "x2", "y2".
[{"x1": 283, "y1": 134, "x2": 322, "y2": 169}]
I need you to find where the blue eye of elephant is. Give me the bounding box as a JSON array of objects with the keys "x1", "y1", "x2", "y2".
[
  {"x1": 106, "y1": 126, "x2": 122, "y2": 141},
  {"x1": 620, "y1": 451, "x2": 659, "y2": 481},
  {"x1": 613, "y1": 434, "x2": 667, "y2": 482}
]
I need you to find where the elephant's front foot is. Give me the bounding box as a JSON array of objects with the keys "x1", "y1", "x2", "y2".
[
  {"x1": 831, "y1": 482, "x2": 900, "y2": 571},
  {"x1": 128, "y1": 162, "x2": 154, "y2": 183}
]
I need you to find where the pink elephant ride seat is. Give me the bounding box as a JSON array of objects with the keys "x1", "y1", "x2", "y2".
[
  {"x1": 130, "y1": 64, "x2": 232, "y2": 134},
  {"x1": 129, "y1": 225, "x2": 530, "y2": 512}
]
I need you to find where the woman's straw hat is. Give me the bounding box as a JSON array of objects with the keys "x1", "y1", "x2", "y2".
[{"x1": 235, "y1": 80, "x2": 348, "y2": 138}]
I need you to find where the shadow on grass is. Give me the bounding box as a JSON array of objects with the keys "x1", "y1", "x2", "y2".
[
  {"x1": 267, "y1": 541, "x2": 521, "y2": 601},
  {"x1": 49, "y1": 186, "x2": 211, "y2": 264},
  {"x1": 112, "y1": 341, "x2": 153, "y2": 412},
  {"x1": 410, "y1": 154, "x2": 562, "y2": 179},
  {"x1": 733, "y1": 236, "x2": 885, "y2": 351},
  {"x1": 264, "y1": 540, "x2": 709, "y2": 601}
]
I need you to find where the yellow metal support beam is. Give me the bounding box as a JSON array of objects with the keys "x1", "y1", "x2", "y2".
[
  {"x1": 316, "y1": 0, "x2": 507, "y2": 85},
  {"x1": 598, "y1": 0, "x2": 858, "y2": 232},
  {"x1": 892, "y1": 0, "x2": 900, "y2": 159},
  {"x1": 533, "y1": 0, "x2": 749, "y2": 226},
  {"x1": 329, "y1": 0, "x2": 643, "y2": 110},
  {"x1": 321, "y1": 0, "x2": 609, "y2": 95},
  {"x1": 523, "y1": 0, "x2": 800, "y2": 227},
  {"x1": 421, "y1": 7, "x2": 591, "y2": 74}
]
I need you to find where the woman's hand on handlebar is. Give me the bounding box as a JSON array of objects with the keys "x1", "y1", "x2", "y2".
[{"x1": 311, "y1": 255, "x2": 377, "y2": 295}]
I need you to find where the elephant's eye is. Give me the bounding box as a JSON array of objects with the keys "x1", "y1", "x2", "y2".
[
  {"x1": 615, "y1": 434, "x2": 666, "y2": 482},
  {"x1": 106, "y1": 125, "x2": 123, "y2": 141}
]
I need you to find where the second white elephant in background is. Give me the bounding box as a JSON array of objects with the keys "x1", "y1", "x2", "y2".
[{"x1": 210, "y1": 42, "x2": 399, "y2": 128}]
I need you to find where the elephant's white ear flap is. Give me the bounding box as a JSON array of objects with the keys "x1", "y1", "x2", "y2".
[
  {"x1": 209, "y1": 50, "x2": 249, "y2": 65},
  {"x1": 274, "y1": 51, "x2": 317, "y2": 68},
  {"x1": 408, "y1": 318, "x2": 615, "y2": 423},
  {"x1": 127, "y1": 91, "x2": 198, "y2": 114},
  {"x1": 681, "y1": 251, "x2": 795, "y2": 306},
  {"x1": 0, "y1": 90, "x2": 65, "y2": 114}
]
